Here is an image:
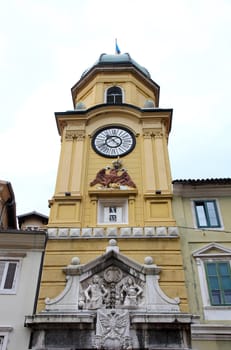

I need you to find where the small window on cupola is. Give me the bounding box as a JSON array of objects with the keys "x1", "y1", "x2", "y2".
[{"x1": 106, "y1": 86, "x2": 123, "y2": 104}]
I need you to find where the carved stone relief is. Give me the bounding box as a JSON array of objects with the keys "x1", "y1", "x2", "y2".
[
  {"x1": 118, "y1": 276, "x2": 143, "y2": 307},
  {"x1": 94, "y1": 309, "x2": 132, "y2": 350},
  {"x1": 90, "y1": 158, "x2": 136, "y2": 189},
  {"x1": 84, "y1": 275, "x2": 108, "y2": 310},
  {"x1": 44, "y1": 240, "x2": 180, "y2": 317},
  {"x1": 80, "y1": 267, "x2": 144, "y2": 310},
  {"x1": 28, "y1": 243, "x2": 193, "y2": 350}
]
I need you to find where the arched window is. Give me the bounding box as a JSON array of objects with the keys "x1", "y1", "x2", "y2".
[{"x1": 106, "y1": 86, "x2": 123, "y2": 104}]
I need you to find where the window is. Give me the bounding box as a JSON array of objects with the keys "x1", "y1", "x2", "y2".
[
  {"x1": 0, "y1": 336, "x2": 3, "y2": 350},
  {"x1": 25, "y1": 225, "x2": 39, "y2": 231},
  {"x1": 205, "y1": 261, "x2": 231, "y2": 305},
  {"x1": 194, "y1": 200, "x2": 221, "y2": 228},
  {"x1": 105, "y1": 206, "x2": 122, "y2": 223},
  {"x1": 0, "y1": 331, "x2": 10, "y2": 350},
  {"x1": 98, "y1": 199, "x2": 128, "y2": 224},
  {"x1": 106, "y1": 86, "x2": 123, "y2": 104},
  {"x1": 193, "y1": 243, "x2": 231, "y2": 320},
  {"x1": 0, "y1": 335, "x2": 6, "y2": 350},
  {"x1": 0, "y1": 260, "x2": 20, "y2": 294}
]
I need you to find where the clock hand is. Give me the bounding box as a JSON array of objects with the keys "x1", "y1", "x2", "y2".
[
  {"x1": 111, "y1": 138, "x2": 120, "y2": 146},
  {"x1": 97, "y1": 142, "x2": 106, "y2": 147}
]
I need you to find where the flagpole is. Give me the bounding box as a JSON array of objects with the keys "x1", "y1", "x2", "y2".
[{"x1": 115, "y1": 38, "x2": 121, "y2": 55}]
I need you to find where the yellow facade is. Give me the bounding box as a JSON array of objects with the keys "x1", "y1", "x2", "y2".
[
  {"x1": 38, "y1": 54, "x2": 188, "y2": 313},
  {"x1": 38, "y1": 238, "x2": 188, "y2": 312}
]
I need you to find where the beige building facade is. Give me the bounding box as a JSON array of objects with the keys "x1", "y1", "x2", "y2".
[{"x1": 173, "y1": 179, "x2": 231, "y2": 350}]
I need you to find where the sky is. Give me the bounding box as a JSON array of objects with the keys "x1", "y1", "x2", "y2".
[{"x1": 0, "y1": 0, "x2": 230, "y2": 216}]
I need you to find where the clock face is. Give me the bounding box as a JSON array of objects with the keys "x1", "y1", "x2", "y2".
[{"x1": 92, "y1": 126, "x2": 135, "y2": 158}]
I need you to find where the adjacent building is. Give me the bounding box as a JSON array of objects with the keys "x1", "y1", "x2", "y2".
[
  {"x1": 0, "y1": 181, "x2": 47, "y2": 350},
  {"x1": 173, "y1": 178, "x2": 231, "y2": 350},
  {"x1": 18, "y1": 211, "x2": 48, "y2": 231},
  {"x1": 0, "y1": 180, "x2": 17, "y2": 230}
]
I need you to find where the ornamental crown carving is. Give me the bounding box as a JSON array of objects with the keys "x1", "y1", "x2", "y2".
[{"x1": 90, "y1": 158, "x2": 136, "y2": 189}]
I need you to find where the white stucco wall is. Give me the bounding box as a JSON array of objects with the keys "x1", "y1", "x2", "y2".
[{"x1": 0, "y1": 251, "x2": 42, "y2": 350}]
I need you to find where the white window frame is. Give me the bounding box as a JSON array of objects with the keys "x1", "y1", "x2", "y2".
[
  {"x1": 191, "y1": 198, "x2": 223, "y2": 230},
  {"x1": 0, "y1": 259, "x2": 21, "y2": 294},
  {"x1": 104, "y1": 86, "x2": 124, "y2": 104},
  {"x1": 0, "y1": 327, "x2": 12, "y2": 350},
  {"x1": 193, "y1": 243, "x2": 231, "y2": 320},
  {"x1": 0, "y1": 334, "x2": 8, "y2": 350},
  {"x1": 98, "y1": 198, "x2": 128, "y2": 225}
]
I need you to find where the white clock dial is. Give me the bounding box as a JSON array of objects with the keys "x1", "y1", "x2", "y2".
[{"x1": 92, "y1": 127, "x2": 135, "y2": 157}]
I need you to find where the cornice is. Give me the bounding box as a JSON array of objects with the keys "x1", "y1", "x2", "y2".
[
  {"x1": 173, "y1": 180, "x2": 231, "y2": 197},
  {"x1": 55, "y1": 104, "x2": 173, "y2": 136},
  {"x1": 0, "y1": 231, "x2": 47, "y2": 250},
  {"x1": 191, "y1": 323, "x2": 231, "y2": 340}
]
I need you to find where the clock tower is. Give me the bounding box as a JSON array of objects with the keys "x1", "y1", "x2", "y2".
[{"x1": 26, "y1": 53, "x2": 195, "y2": 349}]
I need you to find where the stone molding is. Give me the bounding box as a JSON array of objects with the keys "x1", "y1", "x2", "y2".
[
  {"x1": 191, "y1": 324, "x2": 231, "y2": 340},
  {"x1": 47, "y1": 226, "x2": 179, "y2": 239}
]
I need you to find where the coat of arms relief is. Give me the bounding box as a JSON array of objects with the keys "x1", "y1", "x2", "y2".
[{"x1": 44, "y1": 240, "x2": 180, "y2": 349}]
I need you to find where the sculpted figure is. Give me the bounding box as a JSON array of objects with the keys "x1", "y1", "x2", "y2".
[
  {"x1": 84, "y1": 275, "x2": 108, "y2": 309},
  {"x1": 120, "y1": 277, "x2": 143, "y2": 306}
]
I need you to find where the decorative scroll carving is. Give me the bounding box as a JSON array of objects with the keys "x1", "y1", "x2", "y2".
[
  {"x1": 142, "y1": 129, "x2": 163, "y2": 139},
  {"x1": 65, "y1": 130, "x2": 85, "y2": 140},
  {"x1": 94, "y1": 309, "x2": 132, "y2": 350},
  {"x1": 153, "y1": 131, "x2": 163, "y2": 138},
  {"x1": 143, "y1": 129, "x2": 153, "y2": 139},
  {"x1": 90, "y1": 158, "x2": 136, "y2": 189}
]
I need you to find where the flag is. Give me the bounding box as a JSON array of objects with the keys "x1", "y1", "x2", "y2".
[{"x1": 115, "y1": 39, "x2": 121, "y2": 54}]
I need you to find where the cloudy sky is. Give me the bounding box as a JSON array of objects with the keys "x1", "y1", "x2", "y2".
[{"x1": 0, "y1": 0, "x2": 230, "y2": 216}]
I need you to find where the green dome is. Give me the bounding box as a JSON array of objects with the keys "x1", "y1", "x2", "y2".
[{"x1": 81, "y1": 53, "x2": 150, "y2": 78}]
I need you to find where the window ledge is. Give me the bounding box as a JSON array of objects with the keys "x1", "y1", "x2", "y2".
[
  {"x1": 204, "y1": 305, "x2": 231, "y2": 310},
  {"x1": 0, "y1": 290, "x2": 17, "y2": 295},
  {"x1": 89, "y1": 189, "x2": 137, "y2": 197},
  {"x1": 204, "y1": 306, "x2": 231, "y2": 321},
  {"x1": 0, "y1": 326, "x2": 13, "y2": 332}
]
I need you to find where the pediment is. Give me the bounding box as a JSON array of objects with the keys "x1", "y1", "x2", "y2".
[
  {"x1": 193, "y1": 243, "x2": 231, "y2": 258},
  {"x1": 77, "y1": 249, "x2": 149, "y2": 284},
  {"x1": 44, "y1": 240, "x2": 180, "y2": 313}
]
